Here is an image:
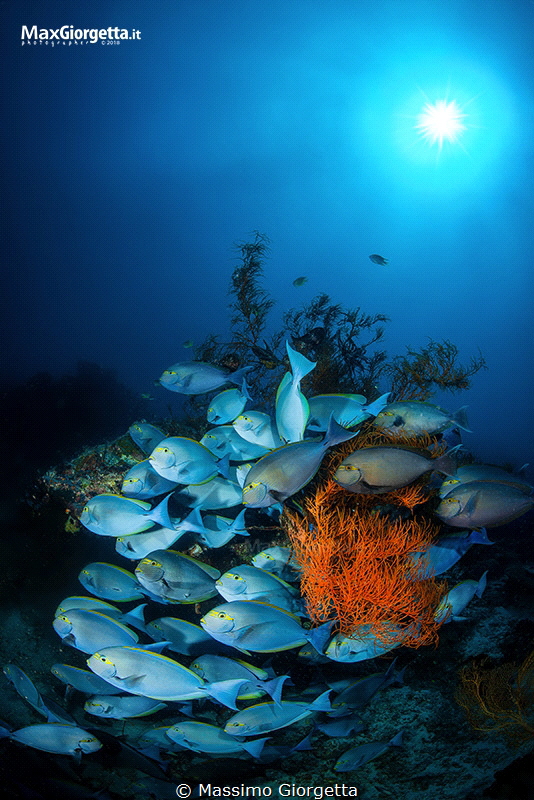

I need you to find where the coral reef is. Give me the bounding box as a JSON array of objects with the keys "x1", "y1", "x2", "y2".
[
  {"x1": 456, "y1": 650, "x2": 534, "y2": 744},
  {"x1": 284, "y1": 429, "x2": 446, "y2": 647}
]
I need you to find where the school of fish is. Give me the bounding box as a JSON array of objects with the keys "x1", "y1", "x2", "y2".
[{"x1": 2, "y1": 340, "x2": 532, "y2": 781}]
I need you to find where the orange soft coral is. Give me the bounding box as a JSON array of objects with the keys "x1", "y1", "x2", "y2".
[{"x1": 284, "y1": 432, "x2": 448, "y2": 650}]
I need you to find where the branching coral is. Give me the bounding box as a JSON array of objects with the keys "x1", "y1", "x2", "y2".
[
  {"x1": 284, "y1": 429, "x2": 447, "y2": 649},
  {"x1": 384, "y1": 339, "x2": 487, "y2": 401},
  {"x1": 456, "y1": 652, "x2": 534, "y2": 744}
]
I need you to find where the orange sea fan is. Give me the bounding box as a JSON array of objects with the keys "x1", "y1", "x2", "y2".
[{"x1": 284, "y1": 475, "x2": 446, "y2": 649}]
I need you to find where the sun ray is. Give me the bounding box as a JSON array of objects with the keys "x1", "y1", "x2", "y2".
[{"x1": 415, "y1": 97, "x2": 467, "y2": 150}]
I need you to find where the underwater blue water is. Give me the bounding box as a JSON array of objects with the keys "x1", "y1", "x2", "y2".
[
  {"x1": 1, "y1": 5, "x2": 534, "y2": 796},
  {"x1": 3, "y1": 0, "x2": 533, "y2": 470}
]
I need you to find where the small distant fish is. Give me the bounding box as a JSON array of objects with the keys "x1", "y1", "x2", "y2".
[
  {"x1": 140, "y1": 393, "x2": 155, "y2": 400},
  {"x1": 183, "y1": 340, "x2": 194, "y2": 348},
  {"x1": 0, "y1": 722, "x2": 102, "y2": 757},
  {"x1": 369, "y1": 254, "x2": 389, "y2": 266},
  {"x1": 128, "y1": 423, "x2": 167, "y2": 454},
  {"x1": 224, "y1": 691, "x2": 332, "y2": 736},
  {"x1": 335, "y1": 730, "x2": 403, "y2": 771},
  {"x1": 166, "y1": 720, "x2": 269, "y2": 758},
  {"x1": 409, "y1": 529, "x2": 493, "y2": 579},
  {"x1": 159, "y1": 361, "x2": 252, "y2": 395},
  {"x1": 293, "y1": 276, "x2": 308, "y2": 287},
  {"x1": 435, "y1": 572, "x2": 487, "y2": 623},
  {"x1": 84, "y1": 695, "x2": 166, "y2": 719}
]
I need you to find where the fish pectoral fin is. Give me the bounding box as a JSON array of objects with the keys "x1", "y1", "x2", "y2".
[
  {"x1": 61, "y1": 633, "x2": 76, "y2": 646},
  {"x1": 117, "y1": 673, "x2": 148, "y2": 688},
  {"x1": 269, "y1": 490, "x2": 286, "y2": 503}
]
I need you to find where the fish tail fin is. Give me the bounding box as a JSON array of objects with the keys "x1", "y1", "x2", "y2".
[
  {"x1": 181, "y1": 507, "x2": 206, "y2": 534},
  {"x1": 308, "y1": 688, "x2": 333, "y2": 712},
  {"x1": 286, "y1": 341, "x2": 316, "y2": 381},
  {"x1": 121, "y1": 603, "x2": 148, "y2": 632},
  {"x1": 207, "y1": 678, "x2": 250, "y2": 709},
  {"x1": 433, "y1": 444, "x2": 463, "y2": 476},
  {"x1": 476, "y1": 571, "x2": 488, "y2": 598},
  {"x1": 262, "y1": 674, "x2": 289, "y2": 706},
  {"x1": 290, "y1": 731, "x2": 315, "y2": 752},
  {"x1": 324, "y1": 415, "x2": 359, "y2": 448},
  {"x1": 389, "y1": 730, "x2": 404, "y2": 747},
  {"x1": 148, "y1": 494, "x2": 174, "y2": 530},
  {"x1": 452, "y1": 406, "x2": 471, "y2": 432},
  {"x1": 229, "y1": 508, "x2": 249, "y2": 536},
  {"x1": 143, "y1": 641, "x2": 173, "y2": 653},
  {"x1": 241, "y1": 736, "x2": 270, "y2": 759},
  {"x1": 229, "y1": 366, "x2": 254, "y2": 386},
  {"x1": 0, "y1": 721, "x2": 12, "y2": 739},
  {"x1": 364, "y1": 392, "x2": 391, "y2": 418},
  {"x1": 240, "y1": 377, "x2": 252, "y2": 402},
  {"x1": 307, "y1": 620, "x2": 335, "y2": 654},
  {"x1": 469, "y1": 528, "x2": 494, "y2": 546},
  {"x1": 217, "y1": 453, "x2": 230, "y2": 479}
]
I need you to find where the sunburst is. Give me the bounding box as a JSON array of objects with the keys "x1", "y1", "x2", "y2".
[{"x1": 415, "y1": 98, "x2": 467, "y2": 150}]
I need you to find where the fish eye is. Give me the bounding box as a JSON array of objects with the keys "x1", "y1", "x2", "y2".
[{"x1": 82, "y1": 506, "x2": 89, "y2": 513}]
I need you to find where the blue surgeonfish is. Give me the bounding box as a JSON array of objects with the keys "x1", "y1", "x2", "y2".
[
  {"x1": 252, "y1": 546, "x2": 301, "y2": 580},
  {"x1": 159, "y1": 361, "x2": 252, "y2": 395},
  {"x1": 435, "y1": 572, "x2": 488, "y2": 623},
  {"x1": 369, "y1": 254, "x2": 389, "y2": 265},
  {"x1": 224, "y1": 690, "x2": 332, "y2": 736},
  {"x1": 200, "y1": 600, "x2": 332, "y2": 654},
  {"x1": 165, "y1": 720, "x2": 269, "y2": 758},
  {"x1": 121, "y1": 460, "x2": 178, "y2": 499},
  {"x1": 328, "y1": 659, "x2": 405, "y2": 714},
  {"x1": 135, "y1": 549, "x2": 220, "y2": 603},
  {"x1": 53, "y1": 609, "x2": 138, "y2": 654},
  {"x1": 275, "y1": 342, "x2": 316, "y2": 443},
  {"x1": 81, "y1": 493, "x2": 174, "y2": 537},
  {"x1": 78, "y1": 562, "x2": 146, "y2": 602},
  {"x1": 0, "y1": 722, "x2": 102, "y2": 757},
  {"x1": 438, "y1": 463, "x2": 533, "y2": 498},
  {"x1": 2, "y1": 664, "x2": 69, "y2": 722},
  {"x1": 55, "y1": 595, "x2": 124, "y2": 619},
  {"x1": 242, "y1": 416, "x2": 357, "y2": 507},
  {"x1": 316, "y1": 714, "x2": 366, "y2": 737},
  {"x1": 307, "y1": 392, "x2": 390, "y2": 432},
  {"x1": 87, "y1": 646, "x2": 247, "y2": 708},
  {"x1": 334, "y1": 445, "x2": 459, "y2": 495},
  {"x1": 373, "y1": 401, "x2": 470, "y2": 436},
  {"x1": 84, "y1": 695, "x2": 167, "y2": 719},
  {"x1": 334, "y1": 730, "x2": 403, "y2": 771},
  {"x1": 408, "y1": 529, "x2": 493, "y2": 579},
  {"x1": 233, "y1": 411, "x2": 282, "y2": 450},
  {"x1": 172, "y1": 477, "x2": 243, "y2": 510},
  {"x1": 325, "y1": 624, "x2": 408, "y2": 663},
  {"x1": 145, "y1": 617, "x2": 237, "y2": 657},
  {"x1": 149, "y1": 437, "x2": 226, "y2": 484},
  {"x1": 207, "y1": 386, "x2": 249, "y2": 425},
  {"x1": 201, "y1": 427, "x2": 269, "y2": 461},
  {"x1": 189, "y1": 654, "x2": 288, "y2": 704},
  {"x1": 194, "y1": 508, "x2": 249, "y2": 549},
  {"x1": 128, "y1": 423, "x2": 166, "y2": 454},
  {"x1": 115, "y1": 508, "x2": 208, "y2": 560},
  {"x1": 435, "y1": 481, "x2": 534, "y2": 528},
  {"x1": 51, "y1": 663, "x2": 123, "y2": 695},
  {"x1": 215, "y1": 564, "x2": 303, "y2": 614}
]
